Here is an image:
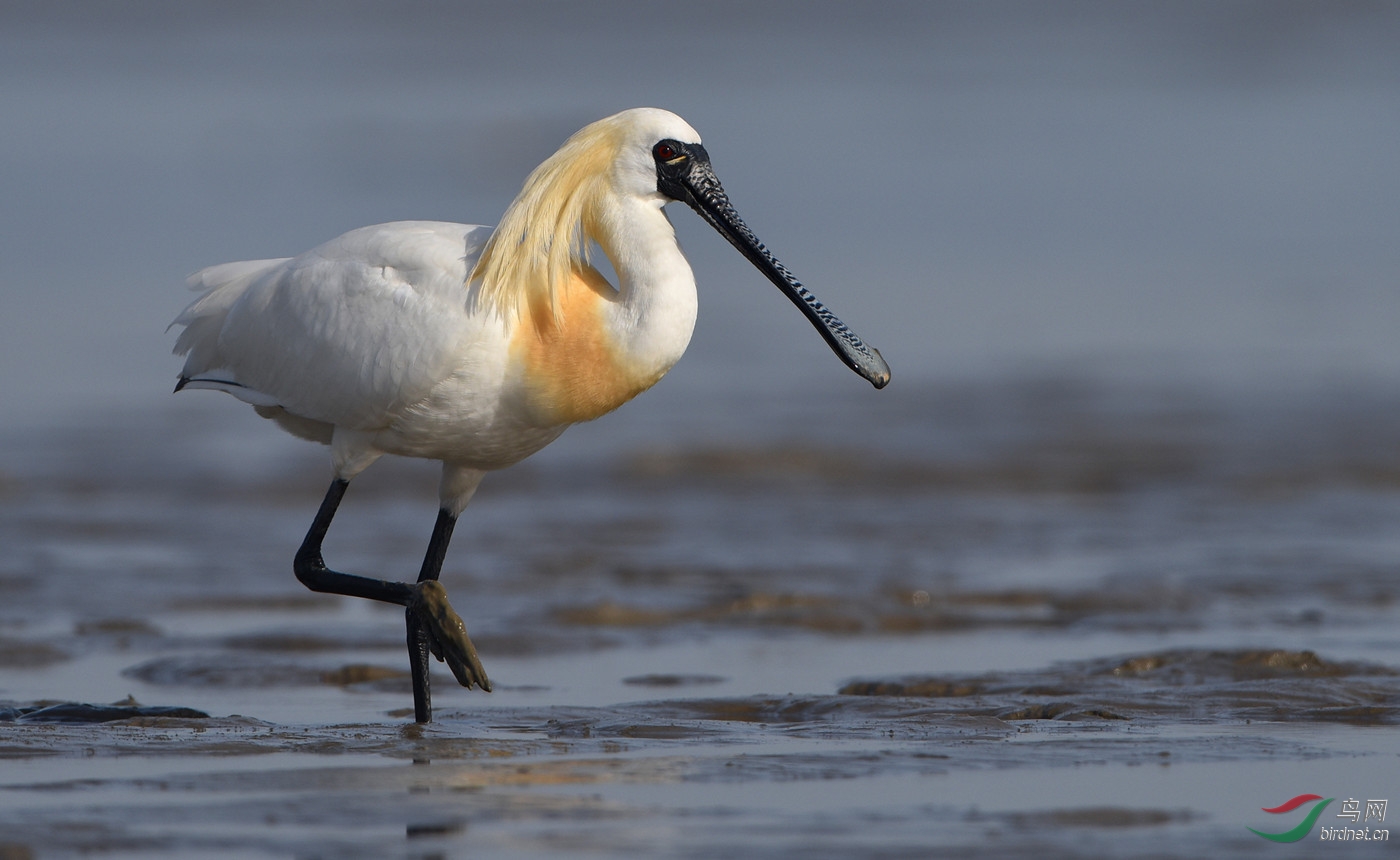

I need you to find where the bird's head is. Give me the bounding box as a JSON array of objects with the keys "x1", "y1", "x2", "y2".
[{"x1": 477, "y1": 108, "x2": 890, "y2": 390}]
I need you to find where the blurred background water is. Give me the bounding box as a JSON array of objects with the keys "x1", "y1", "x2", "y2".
[
  {"x1": 2, "y1": 3, "x2": 1400, "y2": 858},
  {"x1": 2, "y1": 0, "x2": 1399, "y2": 432}
]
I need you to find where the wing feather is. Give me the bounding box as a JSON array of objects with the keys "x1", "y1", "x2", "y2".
[{"x1": 173, "y1": 221, "x2": 496, "y2": 431}]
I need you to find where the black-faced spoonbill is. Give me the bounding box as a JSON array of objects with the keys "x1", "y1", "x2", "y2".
[{"x1": 171, "y1": 108, "x2": 890, "y2": 722}]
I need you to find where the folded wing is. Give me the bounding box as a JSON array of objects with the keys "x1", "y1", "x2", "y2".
[{"x1": 172, "y1": 221, "x2": 496, "y2": 432}]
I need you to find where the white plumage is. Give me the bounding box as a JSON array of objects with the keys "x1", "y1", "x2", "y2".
[
  {"x1": 170, "y1": 108, "x2": 887, "y2": 723},
  {"x1": 174, "y1": 222, "x2": 561, "y2": 491}
]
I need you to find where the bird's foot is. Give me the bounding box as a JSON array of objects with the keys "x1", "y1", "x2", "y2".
[{"x1": 407, "y1": 580, "x2": 491, "y2": 692}]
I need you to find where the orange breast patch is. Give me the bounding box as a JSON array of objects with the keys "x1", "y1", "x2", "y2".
[{"x1": 509, "y1": 267, "x2": 663, "y2": 426}]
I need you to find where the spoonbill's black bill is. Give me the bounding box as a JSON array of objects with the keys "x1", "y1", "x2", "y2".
[{"x1": 171, "y1": 107, "x2": 889, "y2": 722}]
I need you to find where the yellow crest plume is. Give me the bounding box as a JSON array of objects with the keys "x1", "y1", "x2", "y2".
[{"x1": 471, "y1": 115, "x2": 629, "y2": 323}]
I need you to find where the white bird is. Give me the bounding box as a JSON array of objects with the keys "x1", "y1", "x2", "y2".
[{"x1": 171, "y1": 108, "x2": 889, "y2": 723}]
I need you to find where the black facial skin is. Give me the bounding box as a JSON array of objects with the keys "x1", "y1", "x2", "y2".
[
  {"x1": 653, "y1": 138, "x2": 708, "y2": 202},
  {"x1": 649, "y1": 137, "x2": 891, "y2": 390}
]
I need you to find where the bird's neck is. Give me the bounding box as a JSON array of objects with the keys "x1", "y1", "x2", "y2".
[
  {"x1": 594, "y1": 196, "x2": 698, "y2": 380},
  {"x1": 505, "y1": 195, "x2": 698, "y2": 428}
]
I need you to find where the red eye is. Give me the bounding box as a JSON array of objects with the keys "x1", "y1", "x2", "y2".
[{"x1": 654, "y1": 142, "x2": 678, "y2": 161}]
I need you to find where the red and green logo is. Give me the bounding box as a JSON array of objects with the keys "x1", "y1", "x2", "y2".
[{"x1": 1249, "y1": 794, "x2": 1334, "y2": 842}]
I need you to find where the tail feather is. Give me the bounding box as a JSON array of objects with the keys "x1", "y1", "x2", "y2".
[
  {"x1": 170, "y1": 257, "x2": 289, "y2": 376},
  {"x1": 172, "y1": 374, "x2": 281, "y2": 407}
]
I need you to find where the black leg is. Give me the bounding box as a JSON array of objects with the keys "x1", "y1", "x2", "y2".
[
  {"x1": 417, "y1": 509, "x2": 457, "y2": 584},
  {"x1": 407, "y1": 509, "x2": 457, "y2": 723},
  {"x1": 294, "y1": 479, "x2": 415, "y2": 606},
  {"x1": 294, "y1": 479, "x2": 489, "y2": 724},
  {"x1": 406, "y1": 611, "x2": 433, "y2": 722}
]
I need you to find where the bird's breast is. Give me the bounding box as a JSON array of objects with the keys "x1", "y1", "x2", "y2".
[{"x1": 507, "y1": 267, "x2": 671, "y2": 427}]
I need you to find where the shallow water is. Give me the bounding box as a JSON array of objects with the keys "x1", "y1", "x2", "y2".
[
  {"x1": 4, "y1": 3, "x2": 1400, "y2": 857},
  {"x1": 2, "y1": 378, "x2": 1400, "y2": 858}
]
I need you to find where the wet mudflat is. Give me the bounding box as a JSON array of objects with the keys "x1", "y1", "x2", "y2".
[{"x1": 2, "y1": 377, "x2": 1400, "y2": 858}]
